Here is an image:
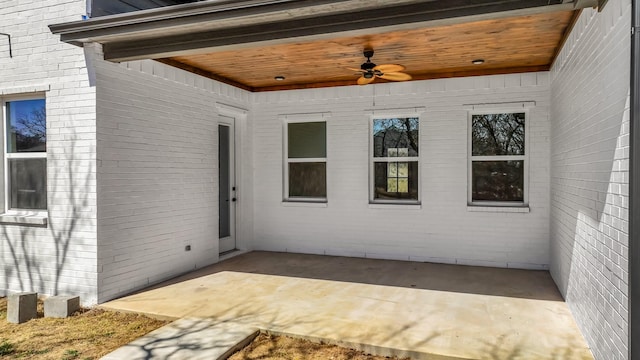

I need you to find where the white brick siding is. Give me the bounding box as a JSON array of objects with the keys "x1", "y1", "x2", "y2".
[
  {"x1": 251, "y1": 74, "x2": 551, "y2": 268},
  {"x1": 92, "y1": 46, "x2": 251, "y2": 303},
  {"x1": 550, "y1": 0, "x2": 631, "y2": 359},
  {"x1": 0, "y1": 0, "x2": 98, "y2": 305}
]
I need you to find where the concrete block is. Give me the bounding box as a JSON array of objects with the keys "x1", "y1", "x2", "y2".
[
  {"x1": 7, "y1": 292, "x2": 38, "y2": 324},
  {"x1": 44, "y1": 296, "x2": 80, "y2": 318}
]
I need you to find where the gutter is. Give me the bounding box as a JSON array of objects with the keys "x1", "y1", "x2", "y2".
[
  {"x1": 631, "y1": 0, "x2": 640, "y2": 358},
  {"x1": 49, "y1": 0, "x2": 420, "y2": 40},
  {"x1": 65, "y1": 0, "x2": 319, "y2": 30}
]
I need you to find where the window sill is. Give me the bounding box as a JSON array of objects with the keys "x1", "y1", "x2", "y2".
[
  {"x1": 369, "y1": 202, "x2": 421, "y2": 210},
  {"x1": 281, "y1": 201, "x2": 328, "y2": 208},
  {"x1": 0, "y1": 211, "x2": 48, "y2": 226},
  {"x1": 467, "y1": 205, "x2": 530, "y2": 213}
]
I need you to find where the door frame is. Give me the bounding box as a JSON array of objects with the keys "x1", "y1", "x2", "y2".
[{"x1": 216, "y1": 102, "x2": 248, "y2": 254}]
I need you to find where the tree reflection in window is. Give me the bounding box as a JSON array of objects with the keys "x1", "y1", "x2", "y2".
[
  {"x1": 472, "y1": 113, "x2": 524, "y2": 156},
  {"x1": 472, "y1": 161, "x2": 524, "y2": 201},
  {"x1": 5, "y1": 98, "x2": 47, "y2": 210},
  {"x1": 470, "y1": 112, "x2": 526, "y2": 203},
  {"x1": 7, "y1": 99, "x2": 47, "y2": 153},
  {"x1": 373, "y1": 117, "x2": 418, "y2": 158},
  {"x1": 372, "y1": 117, "x2": 419, "y2": 201}
]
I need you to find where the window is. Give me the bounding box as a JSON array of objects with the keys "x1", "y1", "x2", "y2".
[
  {"x1": 3, "y1": 97, "x2": 47, "y2": 211},
  {"x1": 284, "y1": 120, "x2": 326, "y2": 201},
  {"x1": 371, "y1": 117, "x2": 419, "y2": 203},
  {"x1": 469, "y1": 112, "x2": 527, "y2": 205}
]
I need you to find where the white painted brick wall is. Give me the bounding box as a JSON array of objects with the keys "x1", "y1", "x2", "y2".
[
  {"x1": 550, "y1": 0, "x2": 630, "y2": 359},
  {"x1": 92, "y1": 46, "x2": 251, "y2": 303},
  {"x1": 0, "y1": 0, "x2": 98, "y2": 305},
  {"x1": 251, "y1": 73, "x2": 551, "y2": 268}
]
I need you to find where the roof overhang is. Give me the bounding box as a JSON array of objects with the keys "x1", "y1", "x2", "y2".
[{"x1": 50, "y1": 0, "x2": 599, "y2": 63}]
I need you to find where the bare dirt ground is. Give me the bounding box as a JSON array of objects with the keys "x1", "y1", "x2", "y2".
[{"x1": 228, "y1": 332, "x2": 411, "y2": 360}]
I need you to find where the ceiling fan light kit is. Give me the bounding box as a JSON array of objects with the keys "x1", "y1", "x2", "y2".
[{"x1": 350, "y1": 49, "x2": 412, "y2": 85}]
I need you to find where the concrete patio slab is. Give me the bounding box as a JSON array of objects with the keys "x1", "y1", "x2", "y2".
[
  {"x1": 101, "y1": 318, "x2": 258, "y2": 360},
  {"x1": 100, "y1": 251, "x2": 593, "y2": 360}
]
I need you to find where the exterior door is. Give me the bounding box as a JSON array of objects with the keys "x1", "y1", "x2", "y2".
[{"x1": 218, "y1": 116, "x2": 236, "y2": 253}]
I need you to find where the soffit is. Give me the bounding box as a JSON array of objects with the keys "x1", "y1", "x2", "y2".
[
  {"x1": 165, "y1": 10, "x2": 575, "y2": 91},
  {"x1": 50, "y1": 0, "x2": 594, "y2": 91}
]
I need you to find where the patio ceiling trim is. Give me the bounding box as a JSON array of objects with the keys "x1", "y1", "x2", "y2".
[
  {"x1": 156, "y1": 57, "x2": 550, "y2": 92},
  {"x1": 50, "y1": 0, "x2": 599, "y2": 62}
]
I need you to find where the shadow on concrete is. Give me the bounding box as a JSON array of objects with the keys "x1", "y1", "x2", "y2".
[
  {"x1": 102, "y1": 296, "x2": 592, "y2": 360},
  {"x1": 102, "y1": 251, "x2": 592, "y2": 359},
  {"x1": 103, "y1": 308, "x2": 259, "y2": 360},
  {"x1": 145, "y1": 251, "x2": 563, "y2": 301},
  {"x1": 103, "y1": 301, "x2": 451, "y2": 360}
]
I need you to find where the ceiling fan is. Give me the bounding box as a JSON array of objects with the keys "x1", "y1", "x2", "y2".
[{"x1": 349, "y1": 49, "x2": 412, "y2": 85}]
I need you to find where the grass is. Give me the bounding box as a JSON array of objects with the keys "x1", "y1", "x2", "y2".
[
  {"x1": 0, "y1": 297, "x2": 168, "y2": 360},
  {"x1": 228, "y1": 333, "x2": 410, "y2": 360},
  {"x1": 0, "y1": 340, "x2": 14, "y2": 356}
]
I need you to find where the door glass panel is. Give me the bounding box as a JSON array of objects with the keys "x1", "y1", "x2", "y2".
[{"x1": 218, "y1": 125, "x2": 230, "y2": 238}]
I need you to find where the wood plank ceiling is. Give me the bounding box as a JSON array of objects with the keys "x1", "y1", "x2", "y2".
[{"x1": 162, "y1": 10, "x2": 576, "y2": 92}]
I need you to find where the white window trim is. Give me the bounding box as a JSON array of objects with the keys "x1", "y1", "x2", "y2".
[
  {"x1": 467, "y1": 109, "x2": 530, "y2": 207},
  {"x1": 466, "y1": 205, "x2": 530, "y2": 213},
  {"x1": 2, "y1": 94, "x2": 48, "y2": 215},
  {"x1": 369, "y1": 114, "x2": 421, "y2": 205},
  {"x1": 0, "y1": 212, "x2": 48, "y2": 226},
  {"x1": 281, "y1": 113, "x2": 329, "y2": 203}
]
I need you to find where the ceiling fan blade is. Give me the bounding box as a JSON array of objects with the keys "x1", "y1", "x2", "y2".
[
  {"x1": 378, "y1": 72, "x2": 412, "y2": 81},
  {"x1": 347, "y1": 67, "x2": 366, "y2": 73},
  {"x1": 373, "y1": 64, "x2": 405, "y2": 73},
  {"x1": 357, "y1": 76, "x2": 376, "y2": 85}
]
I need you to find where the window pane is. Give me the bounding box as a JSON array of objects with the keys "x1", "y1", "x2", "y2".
[
  {"x1": 374, "y1": 161, "x2": 418, "y2": 200},
  {"x1": 472, "y1": 161, "x2": 523, "y2": 202},
  {"x1": 289, "y1": 162, "x2": 326, "y2": 198},
  {"x1": 6, "y1": 99, "x2": 46, "y2": 153},
  {"x1": 288, "y1": 122, "x2": 326, "y2": 158},
  {"x1": 373, "y1": 118, "x2": 419, "y2": 157},
  {"x1": 9, "y1": 158, "x2": 47, "y2": 210},
  {"x1": 472, "y1": 113, "x2": 524, "y2": 156}
]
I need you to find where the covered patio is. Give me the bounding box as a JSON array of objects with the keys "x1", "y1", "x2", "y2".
[
  {"x1": 40, "y1": 1, "x2": 629, "y2": 359},
  {"x1": 100, "y1": 251, "x2": 592, "y2": 359}
]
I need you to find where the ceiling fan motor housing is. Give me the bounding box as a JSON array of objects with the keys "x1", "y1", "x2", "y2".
[
  {"x1": 361, "y1": 49, "x2": 376, "y2": 71},
  {"x1": 361, "y1": 62, "x2": 376, "y2": 71}
]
